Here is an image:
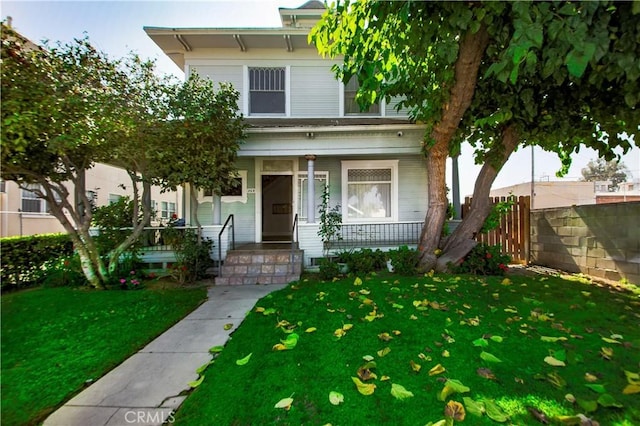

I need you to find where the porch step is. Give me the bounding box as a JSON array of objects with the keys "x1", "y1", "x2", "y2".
[{"x1": 214, "y1": 248, "x2": 303, "y2": 286}]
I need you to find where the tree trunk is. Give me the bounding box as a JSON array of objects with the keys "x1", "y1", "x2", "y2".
[
  {"x1": 436, "y1": 124, "x2": 520, "y2": 271},
  {"x1": 108, "y1": 179, "x2": 152, "y2": 275},
  {"x1": 417, "y1": 26, "x2": 489, "y2": 271},
  {"x1": 190, "y1": 185, "x2": 203, "y2": 244}
]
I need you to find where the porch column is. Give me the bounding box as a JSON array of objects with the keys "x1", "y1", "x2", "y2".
[
  {"x1": 213, "y1": 194, "x2": 222, "y2": 225},
  {"x1": 305, "y1": 154, "x2": 317, "y2": 223}
]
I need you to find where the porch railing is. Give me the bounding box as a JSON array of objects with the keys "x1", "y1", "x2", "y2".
[
  {"x1": 291, "y1": 213, "x2": 299, "y2": 262},
  {"x1": 218, "y1": 214, "x2": 235, "y2": 274},
  {"x1": 331, "y1": 221, "x2": 423, "y2": 249}
]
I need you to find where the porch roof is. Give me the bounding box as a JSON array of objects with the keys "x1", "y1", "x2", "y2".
[{"x1": 244, "y1": 117, "x2": 414, "y2": 129}]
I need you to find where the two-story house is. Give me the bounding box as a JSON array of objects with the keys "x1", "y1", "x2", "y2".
[{"x1": 145, "y1": 1, "x2": 429, "y2": 283}]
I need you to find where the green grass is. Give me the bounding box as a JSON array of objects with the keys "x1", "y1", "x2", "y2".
[
  {"x1": 174, "y1": 272, "x2": 640, "y2": 425},
  {"x1": 1, "y1": 284, "x2": 207, "y2": 425}
]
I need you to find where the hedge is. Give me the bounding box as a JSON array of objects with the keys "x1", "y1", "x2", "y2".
[{"x1": 1, "y1": 234, "x2": 73, "y2": 291}]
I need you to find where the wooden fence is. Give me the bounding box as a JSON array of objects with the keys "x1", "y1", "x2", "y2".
[{"x1": 462, "y1": 195, "x2": 530, "y2": 264}]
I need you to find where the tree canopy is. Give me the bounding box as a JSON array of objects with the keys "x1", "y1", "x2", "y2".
[
  {"x1": 1, "y1": 25, "x2": 244, "y2": 288},
  {"x1": 581, "y1": 158, "x2": 630, "y2": 191},
  {"x1": 311, "y1": 1, "x2": 640, "y2": 271}
]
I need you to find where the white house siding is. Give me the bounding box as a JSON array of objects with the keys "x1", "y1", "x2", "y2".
[
  {"x1": 397, "y1": 156, "x2": 428, "y2": 221},
  {"x1": 189, "y1": 64, "x2": 244, "y2": 113},
  {"x1": 385, "y1": 96, "x2": 411, "y2": 118},
  {"x1": 290, "y1": 66, "x2": 339, "y2": 117}
]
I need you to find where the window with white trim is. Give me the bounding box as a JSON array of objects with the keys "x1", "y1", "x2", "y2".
[
  {"x1": 297, "y1": 171, "x2": 328, "y2": 221},
  {"x1": 108, "y1": 193, "x2": 122, "y2": 204},
  {"x1": 161, "y1": 201, "x2": 176, "y2": 219},
  {"x1": 342, "y1": 160, "x2": 398, "y2": 222},
  {"x1": 21, "y1": 185, "x2": 46, "y2": 213},
  {"x1": 222, "y1": 170, "x2": 248, "y2": 203},
  {"x1": 344, "y1": 77, "x2": 381, "y2": 116},
  {"x1": 249, "y1": 67, "x2": 285, "y2": 114}
]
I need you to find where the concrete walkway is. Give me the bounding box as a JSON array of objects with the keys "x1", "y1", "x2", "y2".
[{"x1": 44, "y1": 284, "x2": 287, "y2": 426}]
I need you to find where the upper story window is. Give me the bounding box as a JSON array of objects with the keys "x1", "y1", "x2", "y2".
[
  {"x1": 249, "y1": 67, "x2": 285, "y2": 115},
  {"x1": 344, "y1": 77, "x2": 380, "y2": 116},
  {"x1": 21, "y1": 184, "x2": 48, "y2": 213}
]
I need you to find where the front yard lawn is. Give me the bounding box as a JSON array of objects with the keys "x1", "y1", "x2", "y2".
[
  {"x1": 1, "y1": 284, "x2": 207, "y2": 425},
  {"x1": 175, "y1": 272, "x2": 639, "y2": 425}
]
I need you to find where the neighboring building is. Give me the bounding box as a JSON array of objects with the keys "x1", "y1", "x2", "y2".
[
  {"x1": 145, "y1": 1, "x2": 429, "y2": 269},
  {"x1": 595, "y1": 180, "x2": 640, "y2": 204},
  {"x1": 1, "y1": 24, "x2": 183, "y2": 238},
  {"x1": 490, "y1": 179, "x2": 640, "y2": 210},
  {"x1": 490, "y1": 181, "x2": 596, "y2": 210},
  {"x1": 0, "y1": 163, "x2": 183, "y2": 237}
]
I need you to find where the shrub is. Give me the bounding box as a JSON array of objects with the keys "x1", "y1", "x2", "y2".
[
  {"x1": 342, "y1": 248, "x2": 386, "y2": 276},
  {"x1": 452, "y1": 243, "x2": 511, "y2": 275},
  {"x1": 387, "y1": 245, "x2": 418, "y2": 275},
  {"x1": 92, "y1": 197, "x2": 141, "y2": 253},
  {"x1": 1, "y1": 234, "x2": 73, "y2": 291},
  {"x1": 318, "y1": 257, "x2": 341, "y2": 280},
  {"x1": 42, "y1": 254, "x2": 86, "y2": 288},
  {"x1": 170, "y1": 229, "x2": 214, "y2": 285}
]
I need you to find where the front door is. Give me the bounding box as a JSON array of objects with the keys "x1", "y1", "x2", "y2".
[{"x1": 261, "y1": 175, "x2": 293, "y2": 242}]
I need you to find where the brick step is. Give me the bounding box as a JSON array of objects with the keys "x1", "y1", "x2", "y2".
[{"x1": 215, "y1": 249, "x2": 303, "y2": 286}]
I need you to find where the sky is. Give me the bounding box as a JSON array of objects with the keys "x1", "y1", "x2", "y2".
[{"x1": 2, "y1": 0, "x2": 639, "y2": 199}]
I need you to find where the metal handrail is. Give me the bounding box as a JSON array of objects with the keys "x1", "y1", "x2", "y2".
[
  {"x1": 218, "y1": 214, "x2": 235, "y2": 276},
  {"x1": 291, "y1": 213, "x2": 299, "y2": 264}
]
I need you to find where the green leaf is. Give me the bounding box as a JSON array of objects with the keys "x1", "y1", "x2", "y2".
[
  {"x1": 480, "y1": 351, "x2": 502, "y2": 363},
  {"x1": 439, "y1": 379, "x2": 470, "y2": 401},
  {"x1": 585, "y1": 383, "x2": 607, "y2": 394},
  {"x1": 490, "y1": 335, "x2": 504, "y2": 343},
  {"x1": 540, "y1": 336, "x2": 567, "y2": 343},
  {"x1": 329, "y1": 391, "x2": 344, "y2": 405},
  {"x1": 390, "y1": 383, "x2": 414, "y2": 400},
  {"x1": 577, "y1": 398, "x2": 598, "y2": 413},
  {"x1": 473, "y1": 338, "x2": 489, "y2": 347},
  {"x1": 484, "y1": 399, "x2": 509, "y2": 422},
  {"x1": 597, "y1": 393, "x2": 623, "y2": 408},
  {"x1": 281, "y1": 333, "x2": 300, "y2": 349},
  {"x1": 463, "y1": 397, "x2": 485, "y2": 417},
  {"x1": 188, "y1": 374, "x2": 205, "y2": 388},
  {"x1": 196, "y1": 361, "x2": 212, "y2": 375},
  {"x1": 209, "y1": 345, "x2": 224, "y2": 353},
  {"x1": 544, "y1": 356, "x2": 566, "y2": 367},
  {"x1": 566, "y1": 43, "x2": 596, "y2": 78},
  {"x1": 236, "y1": 353, "x2": 252, "y2": 366}
]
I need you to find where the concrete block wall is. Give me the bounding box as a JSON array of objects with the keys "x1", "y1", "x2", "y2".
[{"x1": 531, "y1": 201, "x2": 639, "y2": 284}]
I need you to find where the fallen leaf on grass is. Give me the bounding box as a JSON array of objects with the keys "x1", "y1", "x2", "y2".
[
  {"x1": 188, "y1": 375, "x2": 205, "y2": 388},
  {"x1": 429, "y1": 363, "x2": 446, "y2": 376},
  {"x1": 476, "y1": 367, "x2": 497, "y2": 380},
  {"x1": 377, "y1": 347, "x2": 391, "y2": 357},
  {"x1": 209, "y1": 345, "x2": 224, "y2": 353},
  {"x1": 390, "y1": 383, "x2": 414, "y2": 400},
  {"x1": 622, "y1": 384, "x2": 640, "y2": 394},
  {"x1": 410, "y1": 360, "x2": 421, "y2": 373},
  {"x1": 600, "y1": 347, "x2": 614, "y2": 360},
  {"x1": 357, "y1": 362, "x2": 377, "y2": 381},
  {"x1": 305, "y1": 327, "x2": 317, "y2": 333},
  {"x1": 444, "y1": 400, "x2": 465, "y2": 421},
  {"x1": 438, "y1": 379, "x2": 470, "y2": 401},
  {"x1": 597, "y1": 393, "x2": 623, "y2": 408},
  {"x1": 352, "y1": 377, "x2": 376, "y2": 395},
  {"x1": 584, "y1": 372, "x2": 598, "y2": 382},
  {"x1": 544, "y1": 356, "x2": 566, "y2": 367},
  {"x1": 378, "y1": 332, "x2": 393, "y2": 342},
  {"x1": 236, "y1": 353, "x2": 252, "y2": 365},
  {"x1": 484, "y1": 399, "x2": 509, "y2": 422},
  {"x1": 540, "y1": 335, "x2": 568, "y2": 342},
  {"x1": 274, "y1": 397, "x2": 293, "y2": 410},
  {"x1": 480, "y1": 351, "x2": 502, "y2": 363},
  {"x1": 329, "y1": 391, "x2": 344, "y2": 405},
  {"x1": 463, "y1": 397, "x2": 485, "y2": 417}
]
